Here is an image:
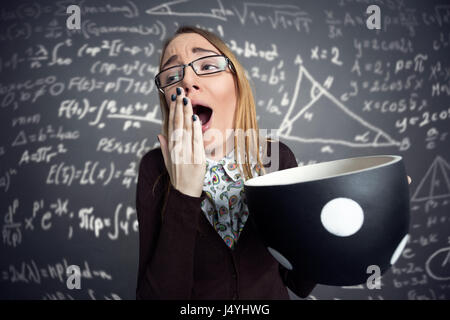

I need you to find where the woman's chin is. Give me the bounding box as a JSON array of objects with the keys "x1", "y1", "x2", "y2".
[
  {"x1": 202, "y1": 127, "x2": 233, "y2": 157},
  {"x1": 202, "y1": 131, "x2": 216, "y2": 147},
  {"x1": 204, "y1": 141, "x2": 222, "y2": 158},
  {"x1": 203, "y1": 140, "x2": 216, "y2": 153}
]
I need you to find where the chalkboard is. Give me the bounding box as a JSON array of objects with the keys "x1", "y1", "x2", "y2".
[{"x1": 0, "y1": 0, "x2": 449, "y2": 300}]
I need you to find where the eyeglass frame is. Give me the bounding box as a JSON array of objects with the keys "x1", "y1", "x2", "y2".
[{"x1": 154, "y1": 54, "x2": 236, "y2": 94}]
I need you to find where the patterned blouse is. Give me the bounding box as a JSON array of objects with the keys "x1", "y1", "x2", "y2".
[{"x1": 201, "y1": 148, "x2": 262, "y2": 250}]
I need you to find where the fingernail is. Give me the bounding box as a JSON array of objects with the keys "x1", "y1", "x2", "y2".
[
  {"x1": 192, "y1": 114, "x2": 197, "y2": 121},
  {"x1": 176, "y1": 87, "x2": 182, "y2": 95},
  {"x1": 183, "y1": 97, "x2": 188, "y2": 105},
  {"x1": 171, "y1": 94, "x2": 176, "y2": 101}
]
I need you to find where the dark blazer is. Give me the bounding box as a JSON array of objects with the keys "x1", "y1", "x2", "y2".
[{"x1": 135, "y1": 140, "x2": 316, "y2": 299}]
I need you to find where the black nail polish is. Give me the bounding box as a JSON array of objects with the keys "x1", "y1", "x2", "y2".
[
  {"x1": 183, "y1": 97, "x2": 188, "y2": 105},
  {"x1": 176, "y1": 87, "x2": 182, "y2": 95},
  {"x1": 192, "y1": 114, "x2": 197, "y2": 121},
  {"x1": 171, "y1": 94, "x2": 176, "y2": 101}
]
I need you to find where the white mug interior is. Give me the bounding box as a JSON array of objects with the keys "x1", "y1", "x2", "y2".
[{"x1": 245, "y1": 155, "x2": 402, "y2": 187}]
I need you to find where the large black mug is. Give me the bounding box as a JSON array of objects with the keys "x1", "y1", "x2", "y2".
[{"x1": 244, "y1": 155, "x2": 410, "y2": 286}]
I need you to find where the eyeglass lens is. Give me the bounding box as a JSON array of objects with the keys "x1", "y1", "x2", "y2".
[{"x1": 157, "y1": 55, "x2": 228, "y2": 88}]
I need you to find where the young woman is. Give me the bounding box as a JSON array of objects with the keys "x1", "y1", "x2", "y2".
[
  {"x1": 135, "y1": 25, "x2": 411, "y2": 300},
  {"x1": 135, "y1": 25, "x2": 315, "y2": 300}
]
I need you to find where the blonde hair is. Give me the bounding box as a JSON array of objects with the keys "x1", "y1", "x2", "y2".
[{"x1": 153, "y1": 25, "x2": 271, "y2": 217}]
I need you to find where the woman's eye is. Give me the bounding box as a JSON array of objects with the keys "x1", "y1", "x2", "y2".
[
  {"x1": 202, "y1": 64, "x2": 218, "y2": 71},
  {"x1": 166, "y1": 74, "x2": 179, "y2": 83}
]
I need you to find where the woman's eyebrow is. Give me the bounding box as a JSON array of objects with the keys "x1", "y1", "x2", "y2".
[
  {"x1": 192, "y1": 47, "x2": 219, "y2": 55},
  {"x1": 161, "y1": 47, "x2": 219, "y2": 69}
]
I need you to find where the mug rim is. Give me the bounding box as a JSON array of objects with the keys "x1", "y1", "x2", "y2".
[{"x1": 245, "y1": 155, "x2": 402, "y2": 187}]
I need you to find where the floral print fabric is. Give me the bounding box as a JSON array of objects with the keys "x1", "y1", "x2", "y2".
[{"x1": 201, "y1": 148, "x2": 261, "y2": 250}]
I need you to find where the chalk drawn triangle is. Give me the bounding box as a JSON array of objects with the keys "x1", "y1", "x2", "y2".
[
  {"x1": 145, "y1": 0, "x2": 227, "y2": 20},
  {"x1": 12, "y1": 130, "x2": 27, "y2": 147},
  {"x1": 278, "y1": 56, "x2": 400, "y2": 148},
  {"x1": 411, "y1": 156, "x2": 450, "y2": 202}
]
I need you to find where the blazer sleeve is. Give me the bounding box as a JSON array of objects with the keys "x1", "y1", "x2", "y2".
[
  {"x1": 277, "y1": 142, "x2": 317, "y2": 298},
  {"x1": 135, "y1": 148, "x2": 208, "y2": 299}
]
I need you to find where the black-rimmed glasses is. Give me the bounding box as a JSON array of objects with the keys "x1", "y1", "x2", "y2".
[{"x1": 154, "y1": 54, "x2": 235, "y2": 93}]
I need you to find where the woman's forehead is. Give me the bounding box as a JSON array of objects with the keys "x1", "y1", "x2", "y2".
[{"x1": 163, "y1": 33, "x2": 216, "y2": 58}]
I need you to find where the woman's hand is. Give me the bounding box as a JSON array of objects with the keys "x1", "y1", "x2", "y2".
[
  {"x1": 157, "y1": 87, "x2": 206, "y2": 198},
  {"x1": 407, "y1": 176, "x2": 411, "y2": 184}
]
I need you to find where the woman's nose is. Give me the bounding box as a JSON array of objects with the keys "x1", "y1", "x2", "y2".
[{"x1": 181, "y1": 65, "x2": 200, "y2": 94}]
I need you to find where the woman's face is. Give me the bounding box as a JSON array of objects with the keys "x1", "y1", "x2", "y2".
[{"x1": 161, "y1": 33, "x2": 238, "y2": 158}]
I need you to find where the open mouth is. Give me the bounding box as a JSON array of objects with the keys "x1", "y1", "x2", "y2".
[{"x1": 192, "y1": 104, "x2": 213, "y2": 132}]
